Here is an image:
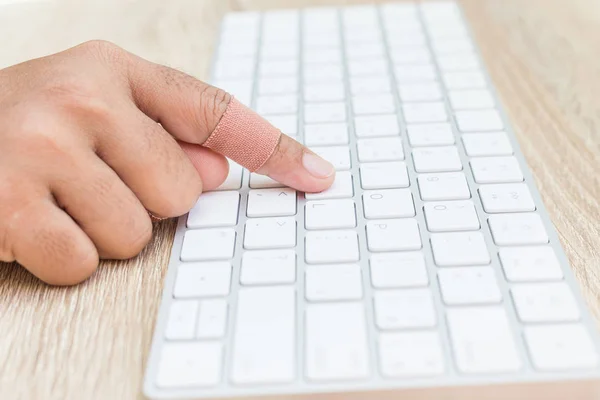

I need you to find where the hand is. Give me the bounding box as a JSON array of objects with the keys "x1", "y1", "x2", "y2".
[{"x1": 0, "y1": 40, "x2": 335, "y2": 285}]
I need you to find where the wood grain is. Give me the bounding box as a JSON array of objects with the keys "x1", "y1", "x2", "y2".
[{"x1": 0, "y1": 0, "x2": 599, "y2": 399}]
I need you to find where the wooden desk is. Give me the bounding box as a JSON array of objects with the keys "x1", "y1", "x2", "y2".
[{"x1": 1, "y1": 0, "x2": 599, "y2": 399}]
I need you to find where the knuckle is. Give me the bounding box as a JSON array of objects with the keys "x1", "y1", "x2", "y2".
[
  {"x1": 78, "y1": 40, "x2": 124, "y2": 62},
  {"x1": 111, "y1": 218, "x2": 152, "y2": 260},
  {"x1": 197, "y1": 85, "x2": 231, "y2": 133}
]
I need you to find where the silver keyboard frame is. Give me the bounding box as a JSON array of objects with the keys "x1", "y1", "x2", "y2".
[{"x1": 144, "y1": 2, "x2": 600, "y2": 399}]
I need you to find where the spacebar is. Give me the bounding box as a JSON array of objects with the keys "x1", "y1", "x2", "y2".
[{"x1": 231, "y1": 286, "x2": 296, "y2": 385}]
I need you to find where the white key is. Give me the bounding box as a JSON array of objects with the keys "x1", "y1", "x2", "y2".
[
  {"x1": 174, "y1": 262, "x2": 232, "y2": 298},
  {"x1": 449, "y1": 89, "x2": 494, "y2": 110},
  {"x1": 360, "y1": 162, "x2": 409, "y2": 189},
  {"x1": 447, "y1": 307, "x2": 521, "y2": 373},
  {"x1": 165, "y1": 300, "x2": 198, "y2": 340},
  {"x1": 345, "y1": 28, "x2": 382, "y2": 44},
  {"x1": 366, "y1": 219, "x2": 422, "y2": 252},
  {"x1": 438, "y1": 267, "x2": 502, "y2": 305},
  {"x1": 187, "y1": 192, "x2": 240, "y2": 228},
  {"x1": 379, "y1": 332, "x2": 445, "y2": 378},
  {"x1": 431, "y1": 232, "x2": 490, "y2": 266},
  {"x1": 305, "y1": 230, "x2": 359, "y2": 264},
  {"x1": 353, "y1": 94, "x2": 395, "y2": 115},
  {"x1": 432, "y1": 38, "x2": 473, "y2": 54},
  {"x1": 305, "y1": 264, "x2": 363, "y2": 301},
  {"x1": 418, "y1": 172, "x2": 471, "y2": 201},
  {"x1": 456, "y1": 110, "x2": 504, "y2": 132},
  {"x1": 350, "y1": 76, "x2": 392, "y2": 94},
  {"x1": 443, "y1": 71, "x2": 486, "y2": 89},
  {"x1": 215, "y1": 58, "x2": 255, "y2": 79},
  {"x1": 256, "y1": 95, "x2": 297, "y2": 115},
  {"x1": 402, "y1": 102, "x2": 448, "y2": 123},
  {"x1": 303, "y1": 48, "x2": 342, "y2": 64},
  {"x1": 354, "y1": 115, "x2": 400, "y2": 138},
  {"x1": 370, "y1": 252, "x2": 429, "y2": 288},
  {"x1": 398, "y1": 82, "x2": 443, "y2": 102},
  {"x1": 363, "y1": 189, "x2": 415, "y2": 219},
  {"x1": 265, "y1": 115, "x2": 298, "y2": 135},
  {"x1": 218, "y1": 42, "x2": 257, "y2": 58},
  {"x1": 304, "y1": 122, "x2": 349, "y2": 146},
  {"x1": 407, "y1": 123, "x2": 455, "y2": 147},
  {"x1": 524, "y1": 325, "x2": 599, "y2": 371},
  {"x1": 311, "y1": 146, "x2": 351, "y2": 170},
  {"x1": 304, "y1": 83, "x2": 345, "y2": 102},
  {"x1": 197, "y1": 299, "x2": 228, "y2": 339},
  {"x1": 357, "y1": 137, "x2": 404, "y2": 162},
  {"x1": 394, "y1": 64, "x2": 437, "y2": 83},
  {"x1": 258, "y1": 77, "x2": 298, "y2": 95},
  {"x1": 232, "y1": 287, "x2": 295, "y2": 384},
  {"x1": 247, "y1": 188, "x2": 296, "y2": 217},
  {"x1": 424, "y1": 200, "x2": 480, "y2": 232},
  {"x1": 462, "y1": 132, "x2": 513, "y2": 156},
  {"x1": 471, "y1": 156, "x2": 524, "y2": 183},
  {"x1": 213, "y1": 160, "x2": 243, "y2": 191},
  {"x1": 346, "y1": 42, "x2": 385, "y2": 59},
  {"x1": 374, "y1": 289, "x2": 436, "y2": 329},
  {"x1": 180, "y1": 229, "x2": 236, "y2": 261},
  {"x1": 157, "y1": 342, "x2": 222, "y2": 388},
  {"x1": 244, "y1": 217, "x2": 296, "y2": 249},
  {"x1": 304, "y1": 64, "x2": 344, "y2": 82},
  {"x1": 213, "y1": 79, "x2": 253, "y2": 106},
  {"x1": 240, "y1": 250, "x2": 296, "y2": 285},
  {"x1": 304, "y1": 102, "x2": 346, "y2": 123},
  {"x1": 512, "y1": 283, "x2": 580, "y2": 322},
  {"x1": 499, "y1": 246, "x2": 563, "y2": 282},
  {"x1": 260, "y1": 44, "x2": 299, "y2": 60},
  {"x1": 389, "y1": 47, "x2": 431, "y2": 64},
  {"x1": 303, "y1": 34, "x2": 340, "y2": 48},
  {"x1": 437, "y1": 53, "x2": 479, "y2": 71},
  {"x1": 305, "y1": 170, "x2": 354, "y2": 200},
  {"x1": 479, "y1": 183, "x2": 536, "y2": 213},
  {"x1": 305, "y1": 303, "x2": 370, "y2": 381},
  {"x1": 348, "y1": 58, "x2": 388, "y2": 76},
  {"x1": 249, "y1": 173, "x2": 283, "y2": 189},
  {"x1": 260, "y1": 60, "x2": 298, "y2": 77},
  {"x1": 488, "y1": 213, "x2": 549, "y2": 245},
  {"x1": 305, "y1": 199, "x2": 356, "y2": 230},
  {"x1": 412, "y1": 146, "x2": 462, "y2": 172}
]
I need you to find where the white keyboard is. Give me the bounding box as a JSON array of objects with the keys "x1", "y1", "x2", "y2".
[{"x1": 144, "y1": 2, "x2": 600, "y2": 399}]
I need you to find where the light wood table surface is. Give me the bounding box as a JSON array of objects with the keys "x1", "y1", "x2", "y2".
[{"x1": 1, "y1": 0, "x2": 599, "y2": 399}]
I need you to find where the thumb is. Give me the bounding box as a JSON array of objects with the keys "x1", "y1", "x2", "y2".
[{"x1": 124, "y1": 54, "x2": 335, "y2": 193}]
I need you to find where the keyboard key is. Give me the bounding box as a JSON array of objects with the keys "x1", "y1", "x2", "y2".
[
  {"x1": 346, "y1": 41, "x2": 385, "y2": 59},
  {"x1": 446, "y1": 307, "x2": 521, "y2": 373},
  {"x1": 449, "y1": 89, "x2": 494, "y2": 110},
  {"x1": 366, "y1": 219, "x2": 422, "y2": 251},
  {"x1": 311, "y1": 146, "x2": 351, "y2": 170},
  {"x1": 456, "y1": 110, "x2": 504, "y2": 132},
  {"x1": 462, "y1": 132, "x2": 513, "y2": 156},
  {"x1": 260, "y1": 44, "x2": 299, "y2": 60},
  {"x1": 431, "y1": 232, "x2": 490, "y2": 266},
  {"x1": 471, "y1": 156, "x2": 524, "y2": 183},
  {"x1": 524, "y1": 325, "x2": 599, "y2": 371},
  {"x1": 244, "y1": 217, "x2": 295, "y2": 249},
  {"x1": 437, "y1": 53, "x2": 479, "y2": 71},
  {"x1": 398, "y1": 82, "x2": 443, "y2": 102},
  {"x1": 305, "y1": 170, "x2": 354, "y2": 200},
  {"x1": 402, "y1": 102, "x2": 448, "y2": 123},
  {"x1": 305, "y1": 230, "x2": 360, "y2": 264},
  {"x1": 412, "y1": 146, "x2": 462, "y2": 172},
  {"x1": 424, "y1": 200, "x2": 480, "y2": 232},
  {"x1": 418, "y1": 172, "x2": 471, "y2": 201},
  {"x1": 232, "y1": 287, "x2": 296, "y2": 384},
  {"x1": 249, "y1": 173, "x2": 283, "y2": 189},
  {"x1": 247, "y1": 188, "x2": 296, "y2": 217},
  {"x1": 305, "y1": 199, "x2": 356, "y2": 230},
  {"x1": 488, "y1": 213, "x2": 548, "y2": 245},
  {"x1": 264, "y1": 115, "x2": 298, "y2": 135},
  {"x1": 394, "y1": 64, "x2": 437, "y2": 83},
  {"x1": 407, "y1": 123, "x2": 455, "y2": 147},
  {"x1": 354, "y1": 114, "x2": 400, "y2": 138},
  {"x1": 305, "y1": 303, "x2": 370, "y2": 381},
  {"x1": 241, "y1": 249, "x2": 296, "y2": 285},
  {"x1": 258, "y1": 77, "x2": 298, "y2": 95},
  {"x1": 180, "y1": 229, "x2": 236, "y2": 261},
  {"x1": 215, "y1": 57, "x2": 255, "y2": 79},
  {"x1": 197, "y1": 299, "x2": 228, "y2": 339},
  {"x1": 213, "y1": 160, "x2": 243, "y2": 191},
  {"x1": 260, "y1": 60, "x2": 298, "y2": 77},
  {"x1": 303, "y1": 48, "x2": 342, "y2": 64},
  {"x1": 379, "y1": 332, "x2": 445, "y2": 378},
  {"x1": 187, "y1": 191, "x2": 240, "y2": 228},
  {"x1": 431, "y1": 37, "x2": 473, "y2": 54},
  {"x1": 443, "y1": 71, "x2": 486, "y2": 89},
  {"x1": 390, "y1": 47, "x2": 432, "y2": 65},
  {"x1": 304, "y1": 82, "x2": 345, "y2": 102},
  {"x1": 353, "y1": 94, "x2": 395, "y2": 115},
  {"x1": 304, "y1": 64, "x2": 344, "y2": 82},
  {"x1": 174, "y1": 262, "x2": 232, "y2": 298},
  {"x1": 512, "y1": 283, "x2": 580, "y2": 322},
  {"x1": 479, "y1": 183, "x2": 536, "y2": 213},
  {"x1": 438, "y1": 267, "x2": 502, "y2": 305},
  {"x1": 363, "y1": 189, "x2": 415, "y2": 219},
  {"x1": 304, "y1": 102, "x2": 347, "y2": 123},
  {"x1": 374, "y1": 289, "x2": 436, "y2": 329},
  {"x1": 165, "y1": 300, "x2": 198, "y2": 340},
  {"x1": 370, "y1": 252, "x2": 429, "y2": 288},
  {"x1": 348, "y1": 58, "x2": 388, "y2": 76},
  {"x1": 360, "y1": 162, "x2": 409, "y2": 189},
  {"x1": 304, "y1": 122, "x2": 349, "y2": 146},
  {"x1": 357, "y1": 137, "x2": 404, "y2": 162},
  {"x1": 256, "y1": 94, "x2": 298, "y2": 115},
  {"x1": 157, "y1": 342, "x2": 222, "y2": 388},
  {"x1": 499, "y1": 246, "x2": 563, "y2": 282},
  {"x1": 350, "y1": 76, "x2": 392, "y2": 94},
  {"x1": 305, "y1": 264, "x2": 363, "y2": 301}
]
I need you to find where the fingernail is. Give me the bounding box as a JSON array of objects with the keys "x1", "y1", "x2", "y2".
[{"x1": 302, "y1": 152, "x2": 335, "y2": 178}]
